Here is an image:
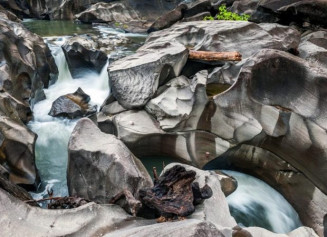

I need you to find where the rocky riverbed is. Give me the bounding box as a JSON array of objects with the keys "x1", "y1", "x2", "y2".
[{"x1": 0, "y1": 0, "x2": 327, "y2": 236}]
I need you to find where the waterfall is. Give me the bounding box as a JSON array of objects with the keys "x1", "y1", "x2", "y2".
[{"x1": 223, "y1": 170, "x2": 302, "y2": 233}]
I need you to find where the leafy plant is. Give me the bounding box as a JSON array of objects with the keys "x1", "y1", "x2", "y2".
[{"x1": 204, "y1": 5, "x2": 250, "y2": 21}]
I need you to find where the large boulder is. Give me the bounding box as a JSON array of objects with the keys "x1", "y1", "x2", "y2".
[
  {"x1": 251, "y1": 0, "x2": 327, "y2": 28},
  {"x1": 0, "y1": 16, "x2": 58, "y2": 106},
  {"x1": 108, "y1": 41, "x2": 188, "y2": 109},
  {"x1": 0, "y1": 116, "x2": 38, "y2": 190},
  {"x1": 67, "y1": 118, "x2": 153, "y2": 204},
  {"x1": 48, "y1": 87, "x2": 97, "y2": 119},
  {"x1": 62, "y1": 35, "x2": 108, "y2": 78}
]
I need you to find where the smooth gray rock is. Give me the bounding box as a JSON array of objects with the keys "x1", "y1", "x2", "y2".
[
  {"x1": 68, "y1": 118, "x2": 153, "y2": 204},
  {"x1": 108, "y1": 41, "x2": 188, "y2": 109},
  {"x1": 49, "y1": 88, "x2": 97, "y2": 119}
]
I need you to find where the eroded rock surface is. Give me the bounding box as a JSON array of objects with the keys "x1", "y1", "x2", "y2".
[{"x1": 108, "y1": 41, "x2": 188, "y2": 109}]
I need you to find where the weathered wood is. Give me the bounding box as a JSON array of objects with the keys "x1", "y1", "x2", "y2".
[
  {"x1": 109, "y1": 189, "x2": 142, "y2": 216},
  {"x1": 139, "y1": 165, "x2": 213, "y2": 219},
  {"x1": 189, "y1": 50, "x2": 242, "y2": 61}
]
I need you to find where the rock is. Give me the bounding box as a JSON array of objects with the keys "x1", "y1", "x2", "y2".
[
  {"x1": 76, "y1": 2, "x2": 148, "y2": 32},
  {"x1": 148, "y1": 0, "x2": 217, "y2": 33},
  {"x1": 107, "y1": 110, "x2": 230, "y2": 168},
  {"x1": 145, "y1": 75, "x2": 202, "y2": 130},
  {"x1": 108, "y1": 41, "x2": 188, "y2": 109},
  {"x1": 0, "y1": 171, "x2": 37, "y2": 206},
  {"x1": 251, "y1": 0, "x2": 327, "y2": 28},
  {"x1": 0, "y1": 116, "x2": 38, "y2": 190},
  {"x1": 229, "y1": 0, "x2": 259, "y2": 15},
  {"x1": 0, "y1": 17, "x2": 58, "y2": 105},
  {"x1": 67, "y1": 118, "x2": 153, "y2": 206},
  {"x1": 62, "y1": 35, "x2": 108, "y2": 78},
  {"x1": 0, "y1": 92, "x2": 32, "y2": 124},
  {"x1": 298, "y1": 31, "x2": 327, "y2": 68},
  {"x1": 49, "y1": 87, "x2": 97, "y2": 119},
  {"x1": 145, "y1": 21, "x2": 300, "y2": 60},
  {"x1": 0, "y1": 5, "x2": 21, "y2": 22},
  {"x1": 147, "y1": 4, "x2": 187, "y2": 33}
]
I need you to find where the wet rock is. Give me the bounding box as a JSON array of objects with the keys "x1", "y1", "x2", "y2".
[
  {"x1": 251, "y1": 0, "x2": 327, "y2": 28},
  {"x1": 67, "y1": 118, "x2": 153, "y2": 206},
  {"x1": 48, "y1": 87, "x2": 97, "y2": 119},
  {"x1": 0, "y1": 116, "x2": 38, "y2": 190},
  {"x1": 0, "y1": 17, "x2": 58, "y2": 105},
  {"x1": 298, "y1": 31, "x2": 327, "y2": 68},
  {"x1": 62, "y1": 35, "x2": 108, "y2": 78},
  {"x1": 108, "y1": 41, "x2": 188, "y2": 109}
]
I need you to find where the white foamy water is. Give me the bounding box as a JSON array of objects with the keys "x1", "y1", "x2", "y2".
[{"x1": 223, "y1": 170, "x2": 302, "y2": 233}]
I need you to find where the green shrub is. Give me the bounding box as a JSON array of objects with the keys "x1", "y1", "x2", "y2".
[{"x1": 204, "y1": 5, "x2": 250, "y2": 21}]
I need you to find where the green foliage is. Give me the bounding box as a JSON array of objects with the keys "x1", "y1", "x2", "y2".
[{"x1": 204, "y1": 4, "x2": 250, "y2": 21}]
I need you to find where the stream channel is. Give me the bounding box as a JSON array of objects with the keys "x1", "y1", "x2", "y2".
[{"x1": 23, "y1": 19, "x2": 302, "y2": 234}]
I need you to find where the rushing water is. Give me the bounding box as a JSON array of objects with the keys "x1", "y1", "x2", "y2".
[
  {"x1": 23, "y1": 20, "x2": 302, "y2": 232},
  {"x1": 222, "y1": 170, "x2": 302, "y2": 233}
]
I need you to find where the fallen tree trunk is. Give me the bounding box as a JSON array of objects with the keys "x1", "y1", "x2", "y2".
[{"x1": 189, "y1": 50, "x2": 242, "y2": 61}]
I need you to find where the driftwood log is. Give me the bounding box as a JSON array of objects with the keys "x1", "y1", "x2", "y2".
[
  {"x1": 189, "y1": 50, "x2": 242, "y2": 61},
  {"x1": 138, "y1": 165, "x2": 213, "y2": 218}
]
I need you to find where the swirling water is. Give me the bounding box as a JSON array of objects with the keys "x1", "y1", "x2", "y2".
[{"x1": 223, "y1": 170, "x2": 302, "y2": 233}]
